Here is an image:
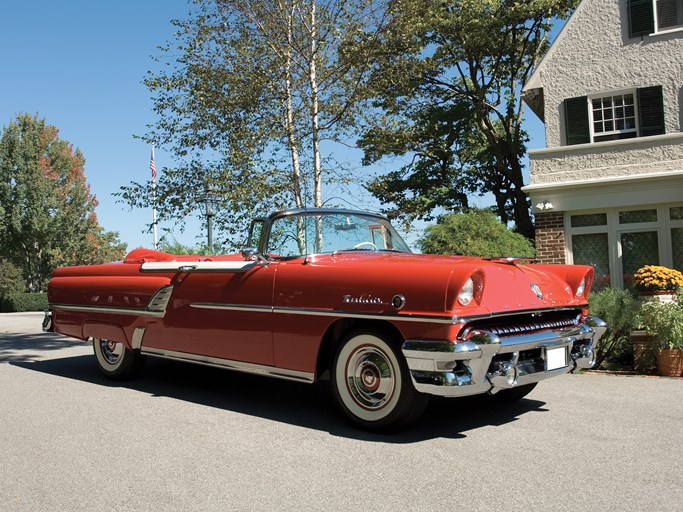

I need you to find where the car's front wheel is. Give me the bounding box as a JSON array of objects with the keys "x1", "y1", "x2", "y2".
[
  {"x1": 331, "y1": 330, "x2": 428, "y2": 432},
  {"x1": 93, "y1": 337, "x2": 145, "y2": 380}
]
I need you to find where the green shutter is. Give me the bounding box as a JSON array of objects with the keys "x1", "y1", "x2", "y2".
[
  {"x1": 628, "y1": 0, "x2": 655, "y2": 37},
  {"x1": 638, "y1": 85, "x2": 665, "y2": 137},
  {"x1": 565, "y1": 96, "x2": 590, "y2": 145}
]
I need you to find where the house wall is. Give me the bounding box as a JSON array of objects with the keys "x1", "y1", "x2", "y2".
[
  {"x1": 536, "y1": 0, "x2": 683, "y2": 151},
  {"x1": 534, "y1": 212, "x2": 566, "y2": 264},
  {"x1": 528, "y1": 133, "x2": 683, "y2": 185}
]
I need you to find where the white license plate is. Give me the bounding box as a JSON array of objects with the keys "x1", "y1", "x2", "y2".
[{"x1": 546, "y1": 347, "x2": 568, "y2": 370}]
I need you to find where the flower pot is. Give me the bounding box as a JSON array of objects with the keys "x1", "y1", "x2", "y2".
[
  {"x1": 638, "y1": 290, "x2": 676, "y2": 303},
  {"x1": 656, "y1": 349, "x2": 683, "y2": 377}
]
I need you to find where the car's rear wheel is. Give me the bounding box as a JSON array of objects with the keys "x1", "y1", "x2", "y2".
[
  {"x1": 93, "y1": 337, "x2": 145, "y2": 380},
  {"x1": 331, "y1": 330, "x2": 428, "y2": 432}
]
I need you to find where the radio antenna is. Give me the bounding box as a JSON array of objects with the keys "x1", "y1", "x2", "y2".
[{"x1": 302, "y1": 172, "x2": 309, "y2": 265}]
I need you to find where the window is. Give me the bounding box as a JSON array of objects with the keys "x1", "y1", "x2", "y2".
[
  {"x1": 564, "y1": 86, "x2": 664, "y2": 145},
  {"x1": 567, "y1": 205, "x2": 683, "y2": 289},
  {"x1": 628, "y1": 0, "x2": 683, "y2": 36},
  {"x1": 656, "y1": 0, "x2": 683, "y2": 31},
  {"x1": 591, "y1": 93, "x2": 637, "y2": 143}
]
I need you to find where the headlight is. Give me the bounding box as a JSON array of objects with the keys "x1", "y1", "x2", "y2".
[
  {"x1": 576, "y1": 277, "x2": 586, "y2": 298},
  {"x1": 458, "y1": 277, "x2": 475, "y2": 306}
]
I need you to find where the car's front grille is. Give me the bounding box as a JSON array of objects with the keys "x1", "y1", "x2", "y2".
[{"x1": 464, "y1": 309, "x2": 582, "y2": 337}]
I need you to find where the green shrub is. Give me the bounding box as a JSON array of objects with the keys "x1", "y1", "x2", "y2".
[
  {"x1": 588, "y1": 288, "x2": 639, "y2": 369},
  {"x1": 419, "y1": 209, "x2": 535, "y2": 257},
  {"x1": 639, "y1": 294, "x2": 683, "y2": 350},
  {"x1": 0, "y1": 259, "x2": 25, "y2": 311},
  {"x1": 3, "y1": 293, "x2": 48, "y2": 312}
]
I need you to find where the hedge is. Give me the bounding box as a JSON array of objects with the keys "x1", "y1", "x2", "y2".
[{"x1": 2, "y1": 293, "x2": 48, "y2": 312}]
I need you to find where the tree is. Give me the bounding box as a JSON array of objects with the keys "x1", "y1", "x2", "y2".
[
  {"x1": 0, "y1": 114, "x2": 126, "y2": 291},
  {"x1": 0, "y1": 259, "x2": 24, "y2": 299},
  {"x1": 419, "y1": 209, "x2": 535, "y2": 257},
  {"x1": 119, "y1": 0, "x2": 384, "y2": 248},
  {"x1": 356, "y1": 0, "x2": 579, "y2": 238}
]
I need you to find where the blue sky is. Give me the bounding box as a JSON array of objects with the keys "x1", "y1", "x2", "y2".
[{"x1": 1, "y1": 0, "x2": 547, "y2": 252}]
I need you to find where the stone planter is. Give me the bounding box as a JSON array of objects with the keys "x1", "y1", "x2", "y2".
[
  {"x1": 656, "y1": 349, "x2": 683, "y2": 377},
  {"x1": 638, "y1": 290, "x2": 677, "y2": 303}
]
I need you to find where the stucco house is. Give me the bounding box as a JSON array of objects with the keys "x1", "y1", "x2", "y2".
[{"x1": 521, "y1": 0, "x2": 683, "y2": 290}]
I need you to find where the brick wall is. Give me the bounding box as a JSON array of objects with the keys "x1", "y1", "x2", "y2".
[{"x1": 535, "y1": 212, "x2": 566, "y2": 264}]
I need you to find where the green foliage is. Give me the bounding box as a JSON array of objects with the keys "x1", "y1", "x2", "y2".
[
  {"x1": 120, "y1": 0, "x2": 384, "y2": 249},
  {"x1": 587, "y1": 288, "x2": 640, "y2": 368},
  {"x1": 0, "y1": 259, "x2": 25, "y2": 299},
  {"x1": 159, "y1": 239, "x2": 208, "y2": 255},
  {"x1": 419, "y1": 209, "x2": 535, "y2": 257},
  {"x1": 355, "y1": 0, "x2": 580, "y2": 238},
  {"x1": 640, "y1": 295, "x2": 683, "y2": 350},
  {"x1": 2, "y1": 292, "x2": 48, "y2": 312},
  {"x1": 0, "y1": 114, "x2": 127, "y2": 291}
]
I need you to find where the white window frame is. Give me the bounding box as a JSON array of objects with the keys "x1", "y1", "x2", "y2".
[
  {"x1": 588, "y1": 90, "x2": 638, "y2": 143},
  {"x1": 566, "y1": 203, "x2": 683, "y2": 289},
  {"x1": 654, "y1": 0, "x2": 683, "y2": 33}
]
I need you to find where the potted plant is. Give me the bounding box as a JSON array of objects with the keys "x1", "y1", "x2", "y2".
[
  {"x1": 632, "y1": 265, "x2": 683, "y2": 302},
  {"x1": 639, "y1": 295, "x2": 683, "y2": 377}
]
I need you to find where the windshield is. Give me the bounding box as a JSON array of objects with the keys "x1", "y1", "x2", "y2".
[{"x1": 266, "y1": 212, "x2": 412, "y2": 258}]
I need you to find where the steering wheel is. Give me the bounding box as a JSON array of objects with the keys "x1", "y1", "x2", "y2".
[{"x1": 352, "y1": 242, "x2": 377, "y2": 250}]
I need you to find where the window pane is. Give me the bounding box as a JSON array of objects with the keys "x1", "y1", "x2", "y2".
[
  {"x1": 657, "y1": 0, "x2": 683, "y2": 30},
  {"x1": 619, "y1": 209, "x2": 658, "y2": 223},
  {"x1": 573, "y1": 233, "x2": 610, "y2": 290},
  {"x1": 621, "y1": 231, "x2": 660, "y2": 287},
  {"x1": 670, "y1": 206, "x2": 683, "y2": 220},
  {"x1": 673, "y1": 228, "x2": 683, "y2": 271},
  {"x1": 571, "y1": 213, "x2": 607, "y2": 227}
]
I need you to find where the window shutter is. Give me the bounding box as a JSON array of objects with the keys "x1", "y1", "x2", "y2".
[
  {"x1": 628, "y1": 0, "x2": 654, "y2": 37},
  {"x1": 565, "y1": 96, "x2": 590, "y2": 145},
  {"x1": 638, "y1": 85, "x2": 665, "y2": 137}
]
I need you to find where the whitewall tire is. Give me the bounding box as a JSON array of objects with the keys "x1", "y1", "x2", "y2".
[
  {"x1": 331, "y1": 331, "x2": 428, "y2": 432},
  {"x1": 93, "y1": 337, "x2": 144, "y2": 381}
]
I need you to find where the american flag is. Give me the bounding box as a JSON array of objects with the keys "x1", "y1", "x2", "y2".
[{"x1": 150, "y1": 145, "x2": 157, "y2": 182}]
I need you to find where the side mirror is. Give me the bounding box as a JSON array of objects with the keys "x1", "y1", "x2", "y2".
[{"x1": 241, "y1": 248, "x2": 259, "y2": 261}]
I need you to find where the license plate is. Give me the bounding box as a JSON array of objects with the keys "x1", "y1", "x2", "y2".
[{"x1": 546, "y1": 347, "x2": 567, "y2": 370}]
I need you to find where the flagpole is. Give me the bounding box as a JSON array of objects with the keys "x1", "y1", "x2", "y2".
[{"x1": 150, "y1": 144, "x2": 158, "y2": 250}]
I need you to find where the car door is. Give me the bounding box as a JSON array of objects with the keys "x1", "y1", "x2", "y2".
[{"x1": 141, "y1": 261, "x2": 277, "y2": 366}]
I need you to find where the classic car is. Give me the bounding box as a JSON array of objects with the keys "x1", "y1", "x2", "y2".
[{"x1": 45, "y1": 208, "x2": 606, "y2": 432}]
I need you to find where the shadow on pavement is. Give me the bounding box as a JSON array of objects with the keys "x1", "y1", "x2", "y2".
[
  {"x1": 12, "y1": 352, "x2": 549, "y2": 442},
  {"x1": 0, "y1": 332, "x2": 87, "y2": 362}
]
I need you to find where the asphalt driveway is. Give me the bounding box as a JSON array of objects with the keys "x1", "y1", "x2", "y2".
[{"x1": 1, "y1": 313, "x2": 681, "y2": 511}]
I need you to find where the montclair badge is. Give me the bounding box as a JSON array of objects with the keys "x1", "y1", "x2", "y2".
[{"x1": 343, "y1": 294, "x2": 386, "y2": 305}]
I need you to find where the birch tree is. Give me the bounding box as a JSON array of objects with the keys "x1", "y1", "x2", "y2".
[{"x1": 120, "y1": 0, "x2": 383, "y2": 248}]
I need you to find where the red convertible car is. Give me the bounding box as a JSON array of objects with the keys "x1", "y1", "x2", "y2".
[{"x1": 46, "y1": 208, "x2": 606, "y2": 432}]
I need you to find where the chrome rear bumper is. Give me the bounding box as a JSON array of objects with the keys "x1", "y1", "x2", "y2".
[{"x1": 402, "y1": 316, "x2": 607, "y2": 397}]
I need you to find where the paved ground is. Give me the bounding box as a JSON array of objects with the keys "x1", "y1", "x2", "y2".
[{"x1": 1, "y1": 313, "x2": 682, "y2": 511}]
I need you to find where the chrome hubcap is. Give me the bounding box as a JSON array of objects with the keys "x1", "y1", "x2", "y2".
[
  {"x1": 100, "y1": 339, "x2": 123, "y2": 365},
  {"x1": 345, "y1": 346, "x2": 395, "y2": 410}
]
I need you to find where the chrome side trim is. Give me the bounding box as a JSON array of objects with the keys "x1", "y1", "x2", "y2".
[
  {"x1": 147, "y1": 285, "x2": 174, "y2": 312},
  {"x1": 51, "y1": 284, "x2": 175, "y2": 319},
  {"x1": 50, "y1": 304, "x2": 165, "y2": 317},
  {"x1": 140, "y1": 347, "x2": 315, "y2": 383},
  {"x1": 190, "y1": 302, "x2": 460, "y2": 324},
  {"x1": 140, "y1": 261, "x2": 257, "y2": 273},
  {"x1": 132, "y1": 327, "x2": 146, "y2": 350}
]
